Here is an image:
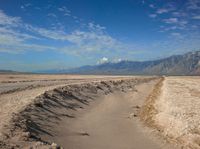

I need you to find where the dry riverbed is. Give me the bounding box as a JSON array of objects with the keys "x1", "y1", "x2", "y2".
[
  {"x1": 0, "y1": 74, "x2": 164, "y2": 149},
  {"x1": 1, "y1": 74, "x2": 198, "y2": 149}
]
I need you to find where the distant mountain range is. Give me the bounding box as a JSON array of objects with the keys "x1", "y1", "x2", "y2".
[
  {"x1": 41, "y1": 50, "x2": 200, "y2": 75},
  {"x1": 0, "y1": 70, "x2": 18, "y2": 74},
  {"x1": 2, "y1": 51, "x2": 200, "y2": 75}
]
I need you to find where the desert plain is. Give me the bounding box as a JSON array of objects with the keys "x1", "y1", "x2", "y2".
[{"x1": 0, "y1": 74, "x2": 199, "y2": 149}]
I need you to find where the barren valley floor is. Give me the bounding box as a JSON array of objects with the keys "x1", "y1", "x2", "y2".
[{"x1": 0, "y1": 74, "x2": 199, "y2": 149}]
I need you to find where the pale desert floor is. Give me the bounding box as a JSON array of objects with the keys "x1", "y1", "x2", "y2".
[
  {"x1": 152, "y1": 76, "x2": 200, "y2": 149},
  {"x1": 0, "y1": 74, "x2": 199, "y2": 149}
]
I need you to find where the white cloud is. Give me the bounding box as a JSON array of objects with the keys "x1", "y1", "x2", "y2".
[
  {"x1": 34, "y1": 7, "x2": 41, "y2": 10},
  {"x1": 148, "y1": 1, "x2": 200, "y2": 35},
  {"x1": 192, "y1": 15, "x2": 200, "y2": 19},
  {"x1": 191, "y1": 25, "x2": 198, "y2": 29},
  {"x1": 161, "y1": 18, "x2": 188, "y2": 32},
  {"x1": 0, "y1": 43, "x2": 56, "y2": 53},
  {"x1": 171, "y1": 32, "x2": 181, "y2": 37},
  {"x1": 25, "y1": 3, "x2": 32, "y2": 7},
  {"x1": 162, "y1": 26, "x2": 177, "y2": 31},
  {"x1": 0, "y1": 9, "x2": 130, "y2": 57},
  {"x1": 58, "y1": 7, "x2": 68, "y2": 12},
  {"x1": 179, "y1": 20, "x2": 188, "y2": 26},
  {"x1": 163, "y1": 18, "x2": 178, "y2": 24},
  {"x1": 25, "y1": 25, "x2": 67, "y2": 40},
  {"x1": 0, "y1": 10, "x2": 56, "y2": 53},
  {"x1": 47, "y1": 13, "x2": 57, "y2": 18},
  {"x1": 141, "y1": 0, "x2": 145, "y2": 5},
  {"x1": 20, "y1": 6, "x2": 25, "y2": 9},
  {"x1": 58, "y1": 29, "x2": 126, "y2": 57},
  {"x1": 24, "y1": 25, "x2": 118, "y2": 53},
  {"x1": 64, "y1": 13, "x2": 70, "y2": 16},
  {"x1": 96, "y1": 57, "x2": 122, "y2": 65},
  {"x1": 20, "y1": 3, "x2": 32, "y2": 11},
  {"x1": 156, "y1": 8, "x2": 169, "y2": 14},
  {"x1": 149, "y1": 14, "x2": 157, "y2": 18},
  {"x1": 187, "y1": 0, "x2": 200, "y2": 10},
  {"x1": 0, "y1": 13, "x2": 26, "y2": 41},
  {"x1": 58, "y1": 6, "x2": 71, "y2": 16},
  {"x1": 97, "y1": 57, "x2": 109, "y2": 64},
  {"x1": 0, "y1": 28, "x2": 56, "y2": 53},
  {"x1": 72, "y1": 16, "x2": 78, "y2": 19},
  {"x1": 0, "y1": 10, "x2": 21, "y2": 26},
  {"x1": 113, "y1": 58, "x2": 122, "y2": 63},
  {"x1": 149, "y1": 4, "x2": 155, "y2": 8},
  {"x1": 172, "y1": 12, "x2": 187, "y2": 17},
  {"x1": 88, "y1": 22, "x2": 106, "y2": 33}
]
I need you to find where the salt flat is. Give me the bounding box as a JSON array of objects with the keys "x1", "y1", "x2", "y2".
[
  {"x1": 0, "y1": 74, "x2": 159, "y2": 148},
  {"x1": 153, "y1": 77, "x2": 200, "y2": 148},
  {"x1": 139, "y1": 76, "x2": 200, "y2": 148},
  {"x1": 1, "y1": 74, "x2": 199, "y2": 149}
]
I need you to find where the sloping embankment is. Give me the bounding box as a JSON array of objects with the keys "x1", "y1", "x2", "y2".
[
  {"x1": 139, "y1": 77, "x2": 164, "y2": 128},
  {"x1": 139, "y1": 77, "x2": 178, "y2": 146},
  {"x1": 0, "y1": 77, "x2": 157, "y2": 149},
  {"x1": 140, "y1": 77, "x2": 200, "y2": 149}
]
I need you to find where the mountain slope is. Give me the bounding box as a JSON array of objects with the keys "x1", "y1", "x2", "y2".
[
  {"x1": 0, "y1": 70, "x2": 19, "y2": 74},
  {"x1": 42, "y1": 51, "x2": 200, "y2": 75},
  {"x1": 144, "y1": 51, "x2": 200, "y2": 75}
]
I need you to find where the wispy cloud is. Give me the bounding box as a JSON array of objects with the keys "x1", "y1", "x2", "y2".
[
  {"x1": 156, "y1": 8, "x2": 170, "y2": 14},
  {"x1": 24, "y1": 3, "x2": 32, "y2": 7},
  {"x1": 47, "y1": 13, "x2": 57, "y2": 18},
  {"x1": 88, "y1": 22, "x2": 106, "y2": 31},
  {"x1": 20, "y1": 3, "x2": 32, "y2": 11},
  {"x1": 172, "y1": 11, "x2": 187, "y2": 17},
  {"x1": 163, "y1": 18, "x2": 178, "y2": 24},
  {"x1": 0, "y1": 10, "x2": 21, "y2": 26},
  {"x1": 155, "y1": 3, "x2": 176, "y2": 14},
  {"x1": 58, "y1": 6, "x2": 71, "y2": 16},
  {"x1": 97, "y1": 57, "x2": 109, "y2": 64},
  {"x1": 0, "y1": 10, "x2": 55, "y2": 53},
  {"x1": 0, "y1": 9, "x2": 131, "y2": 58},
  {"x1": 59, "y1": 29, "x2": 127, "y2": 57},
  {"x1": 148, "y1": 0, "x2": 200, "y2": 34},
  {"x1": 146, "y1": 0, "x2": 200, "y2": 56},
  {"x1": 170, "y1": 32, "x2": 181, "y2": 37},
  {"x1": 149, "y1": 4, "x2": 155, "y2": 8},
  {"x1": 149, "y1": 14, "x2": 157, "y2": 18},
  {"x1": 20, "y1": 6, "x2": 25, "y2": 10},
  {"x1": 192, "y1": 15, "x2": 200, "y2": 19},
  {"x1": 34, "y1": 7, "x2": 41, "y2": 10},
  {"x1": 186, "y1": 0, "x2": 200, "y2": 10}
]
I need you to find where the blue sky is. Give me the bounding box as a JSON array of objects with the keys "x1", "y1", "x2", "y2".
[{"x1": 0, "y1": 0, "x2": 200, "y2": 71}]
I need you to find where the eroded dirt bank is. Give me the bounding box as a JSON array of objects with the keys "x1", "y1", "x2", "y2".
[
  {"x1": 0, "y1": 75, "x2": 139, "y2": 146},
  {"x1": 140, "y1": 76, "x2": 200, "y2": 149},
  {"x1": 0, "y1": 77, "x2": 169, "y2": 149},
  {"x1": 44, "y1": 78, "x2": 170, "y2": 149}
]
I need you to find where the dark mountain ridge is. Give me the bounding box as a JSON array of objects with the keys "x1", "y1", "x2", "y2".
[{"x1": 64, "y1": 50, "x2": 200, "y2": 75}]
